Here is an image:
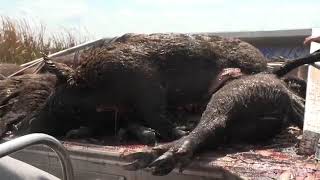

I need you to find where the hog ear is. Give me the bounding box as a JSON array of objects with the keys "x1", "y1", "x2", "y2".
[
  {"x1": 42, "y1": 59, "x2": 75, "y2": 86},
  {"x1": 207, "y1": 68, "x2": 243, "y2": 95}
]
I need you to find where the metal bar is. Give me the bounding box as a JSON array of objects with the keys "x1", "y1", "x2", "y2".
[
  {"x1": 0, "y1": 133, "x2": 74, "y2": 180},
  {"x1": 268, "y1": 60, "x2": 320, "y2": 70},
  {"x1": 7, "y1": 60, "x2": 42, "y2": 78},
  {"x1": 32, "y1": 61, "x2": 45, "y2": 74},
  {"x1": 6, "y1": 37, "x2": 117, "y2": 78},
  {"x1": 21, "y1": 38, "x2": 108, "y2": 67}
]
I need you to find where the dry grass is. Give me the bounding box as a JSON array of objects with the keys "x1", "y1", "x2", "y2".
[{"x1": 0, "y1": 16, "x2": 90, "y2": 64}]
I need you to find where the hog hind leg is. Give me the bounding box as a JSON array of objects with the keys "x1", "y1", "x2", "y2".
[{"x1": 139, "y1": 78, "x2": 292, "y2": 175}]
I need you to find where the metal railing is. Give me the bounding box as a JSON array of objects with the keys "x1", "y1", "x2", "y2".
[
  {"x1": 267, "y1": 58, "x2": 320, "y2": 70},
  {"x1": 0, "y1": 133, "x2": 74, "y2": 180},
  {"x1": 7, "y1": 37, "x2": 109, "y2": 78}
]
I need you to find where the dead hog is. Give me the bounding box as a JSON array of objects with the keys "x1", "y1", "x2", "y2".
[
  {"x1": 27, "y1": 33, "x2": 268, "y2": 141},
  {"x1": 121, "y1": 50, "x2": 320, "y2": 176},
  {"x1": 0, "y1": 74, "x2": 57, "y2": 136}
]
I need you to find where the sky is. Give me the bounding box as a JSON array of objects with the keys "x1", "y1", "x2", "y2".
[{"x1": 0, "y1": 0, "x2": 320, "y2": 38}]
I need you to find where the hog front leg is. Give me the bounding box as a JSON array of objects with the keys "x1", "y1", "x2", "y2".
[
  {"x1": 126, "y1": 122, "x2": 158, "y2": 145},
  {"x1": 135, "y1": 81, "x2": 187, "y2": 141}
]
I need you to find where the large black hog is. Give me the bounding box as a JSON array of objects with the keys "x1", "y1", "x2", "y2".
[{"x1": 26, "y1": 33, "x2": 268, "y2": 141}]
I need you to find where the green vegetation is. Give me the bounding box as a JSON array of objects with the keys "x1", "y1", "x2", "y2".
[{"x1": 0, "y1": 16, "x2": 89, "y2": 64}]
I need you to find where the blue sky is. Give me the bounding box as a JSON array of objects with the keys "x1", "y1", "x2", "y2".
[{"x1": 0, "y1": 0, "x2": 319, "y2": 38}]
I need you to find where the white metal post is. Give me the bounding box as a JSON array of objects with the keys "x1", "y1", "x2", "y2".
[{"x1": 299, "y1": 28, "x2": 320, "y2": 155}]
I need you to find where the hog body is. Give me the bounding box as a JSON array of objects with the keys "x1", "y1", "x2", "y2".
[{"x1": 28, "y1": 33, "x2": 268, "y2": 140}]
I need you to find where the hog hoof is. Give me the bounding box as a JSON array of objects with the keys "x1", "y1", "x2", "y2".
[
  {"x1": 149, "y1": 138, "x2": 194, "y2": 175},
  {"x1": 128, "y1": 124, "x2": 158, "y2": 145},
  {"x1": 136, "y1": 127, "x2": 157, "y2": 145},
  {"x1": 117, "y1": 128, "x2": 129, "y2": 143},
  {"x1": 65, "y1": 126, "x2": 92, "y2": 139},
  {"x1": 117, "y1": 127, "x2": 156, "y2": 145}
]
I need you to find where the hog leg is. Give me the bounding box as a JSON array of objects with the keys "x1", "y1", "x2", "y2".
[
  {"x1": 126, "y1": 122, "x2": 157, "y2": 145},
  {"x1": 116, "y1": 122, "x2": 158, "y2": 145},
  {"x1": 147, "y1": 115, "x2": 287, "y2": 175},
  {"x1": 147, "y1": 116, "x2": 228, "y2": 175},
  {"x1": 65, "y1": 126, "x2": 93, "y2": 139},
  {"x1": 122, "y1": 118, "x2": 226, "y2": 175},
  {"x1": 135, "y1": 82, "x2": 187, "y2": 141}
]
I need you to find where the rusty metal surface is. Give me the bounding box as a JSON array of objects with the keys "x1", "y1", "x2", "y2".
[
  {"x1": 191, "y1": 127, "x2": 320, "y2": 179},
  {"x1": 7, "y1": 126, "x2": 319, "y2": 179},
  {"x1": 61, "y1": 143, "x2": 319, "y2": 179},
  {"x1": 57, "y1": 126, "x2": 319, "y2": 179},
  {"x1": 196, "y1": 147, "x2": 319, "y2": 179}
]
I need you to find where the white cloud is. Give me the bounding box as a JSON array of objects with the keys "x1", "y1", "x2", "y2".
[
  {"x1": 1, "y1": 0, "x2": 91, "y2": 37},
  {"x1": 11, "y1": 0, "x2": 88, "y2": 29},
  {"x1": 16, "y1": 0, "x2": 89, "y2": 18}
]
